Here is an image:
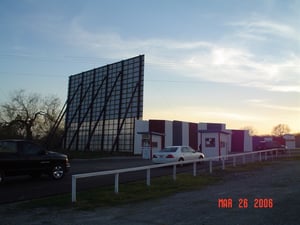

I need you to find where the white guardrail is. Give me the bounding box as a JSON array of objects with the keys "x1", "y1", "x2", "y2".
[{"x1": 72, "y1": 148, "x2": 292, "y2": 202}]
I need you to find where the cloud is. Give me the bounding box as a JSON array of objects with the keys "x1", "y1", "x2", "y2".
[
  {"x1": 63, "y1": 19, "x2": 300, "y2": 93},
  {"x1": 229, "y1": 19, "x2": 300, "y2": 42},
  {"x1": 246, "y1": 99, "x2": 300, "y2": 112},
  {"x1": 65, "y1": 22, "x2": 213, "y2": 57},
  {"x1": 199, "y1": 110, "x2": 264, "y2": 122},
  {"x1": 168, "y1": 47, "x2": 300, "y2": 92},
  {"x1": 144, "y1": 105, "x2": 264, "y2": 124}
]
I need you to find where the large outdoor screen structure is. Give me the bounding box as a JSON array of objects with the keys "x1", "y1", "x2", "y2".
[{"x1": 64, "y1": 55, "x2": 144, "y2": 152}]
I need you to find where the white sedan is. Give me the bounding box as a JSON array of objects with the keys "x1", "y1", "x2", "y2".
[{"x1": 152, "y1": 146, "x2": 204, "y2": 164}]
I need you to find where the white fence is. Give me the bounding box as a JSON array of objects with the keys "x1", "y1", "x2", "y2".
[{"x1": 72, "y1": 148, "x2": 292, "y2": 202}]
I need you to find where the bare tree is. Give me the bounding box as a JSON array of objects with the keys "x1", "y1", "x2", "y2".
[
  {"x1": 241, "y1": 126, "x2": 257, "y2": 136},
  {"x1": 34, "y1": 95, "x2": 62, "y2": 138},
  {"x1": 0, "y1": 89, "x2": 62, "y2": 140},
  {"x1": 272, "y1": 124, "x2": 290, "y2": 136}
]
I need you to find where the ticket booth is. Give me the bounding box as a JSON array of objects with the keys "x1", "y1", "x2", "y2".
[
  {"x1": 199, "y1": 130, "x2": 230, "y2": 160},
  {"x1": 137, "y1": 132, "x2": 164, "y2": 159}
]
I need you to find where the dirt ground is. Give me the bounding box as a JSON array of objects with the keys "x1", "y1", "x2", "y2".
[{"x1": 1, "y1": 159, "x2": 300, "y2": 225}]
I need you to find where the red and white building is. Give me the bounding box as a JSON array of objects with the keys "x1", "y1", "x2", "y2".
[{"x1": 134, "y1": 120, "x2": 253, "y2": 159}]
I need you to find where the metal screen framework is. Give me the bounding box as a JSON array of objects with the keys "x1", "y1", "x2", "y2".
[{"x1": 64, "y1": 55, "x2": 144, "y2": 152}]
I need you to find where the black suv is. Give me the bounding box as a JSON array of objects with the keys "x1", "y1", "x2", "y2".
[{"x1": 0, "y1": 139, "x2": 70, "y2": 183}]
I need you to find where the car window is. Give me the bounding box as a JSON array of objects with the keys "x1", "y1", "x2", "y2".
[
  {"x1": 160, "y1": 147, "x2": 178, "y2": 152},
  {"x1": 0, "y1": 141, "x2": 18, "y2": 153},
  {"x1": 187, "y1": 147, "x2": 195, "y2": 153},
  {"x1": 181, "y1": 147, "x2": 190, "y2": 153},
  {"x1": 22, "y1": 142, "x2": 44, "y2": 156}
]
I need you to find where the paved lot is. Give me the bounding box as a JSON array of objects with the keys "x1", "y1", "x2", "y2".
[
  {"x1": 0, "y1": 157, "x2": 154, "y2": 204},
  {"x1": 1, "y1": 158, "x2": 299, "y2": 225}
]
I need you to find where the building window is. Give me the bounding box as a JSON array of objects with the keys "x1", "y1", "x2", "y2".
[{"x1": 205, "y1": 138, "x2": 216, "y2": 147}]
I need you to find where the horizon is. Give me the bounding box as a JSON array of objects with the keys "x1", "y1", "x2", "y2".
[{"x1": 0, "y1": 0, "x2": 299, "y2": 135}]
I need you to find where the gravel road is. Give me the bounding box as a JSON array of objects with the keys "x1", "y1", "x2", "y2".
[{"x1": 1, "y1": 158, "x2": 300, "y2": 225}]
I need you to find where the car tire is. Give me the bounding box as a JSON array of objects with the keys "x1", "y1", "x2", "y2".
[
  {"x1": 50, "y1": 164, "x2": 65, "y2": 180},
  {"x1": 198, "y1": 156, "x2": 204, "y2": 164},
  {"x1": 178, "y1": 158, "x2": 184, "y2": 167},
  {"x1": 0, "y1": 171, "x2": 4, "y2": 184}
]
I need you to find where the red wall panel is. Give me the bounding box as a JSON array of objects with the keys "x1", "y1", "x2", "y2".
[
  {"x1": 149, "y1": 120, "x2": 165, "y2": 148},
  {"x1": 231, "y1": 130, "x2": 244, "y2": 152},
  {"x1": 189, "y1": 123, "x2": 198, "y2": 150}
]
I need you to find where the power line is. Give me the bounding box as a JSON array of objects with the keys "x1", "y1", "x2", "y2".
[{"x1": 1, "y1": 52, "x2": 300, "y2": 69}]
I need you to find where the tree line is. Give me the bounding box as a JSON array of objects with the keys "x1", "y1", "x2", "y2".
[
  {"x1": 0, "y1": 90, "x2": 64, "y2": 149},
  {"x1": 0, "y1": 89, "x2": 293, "y2": 149}
]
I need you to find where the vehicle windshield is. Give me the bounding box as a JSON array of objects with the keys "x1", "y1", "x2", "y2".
[{"x1": 160, "y1": 147, "x2": 178, "y2": 152}]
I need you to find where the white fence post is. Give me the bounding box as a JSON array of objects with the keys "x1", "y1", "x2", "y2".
[
  {"x1": 271, "y1": 151, "x2": 274, "y2": 160},
  {"x1": 72, "y1": 176, "x2": 77, "y2": 203},
  {"x1": 222, "y1": 158, "x2": 225, "y2": 170},
  {"x1": 209, "y1": 160, "x2": 212, "y2": 173},
  {"x1": 233, "y1": 156, "x2": 236, "y2": 167},
  {"x1": 265, "y1": 152, "x2": 268, "y2": 160},
  {"x1": 146, "y1": 169, "x2": 151, "y2": 186},
  {"x1": 115, "y1": 173, "x2": 119, "y2": 194},
  {"x1": 259, "y1": 152, "x2": 262, "y2": 162},
  {"x1": 193, "y1": 162, "x2": 197, "y2": 176},
  {"x1": 173, "y1": 165, "x2": 177, "y2": 180}
]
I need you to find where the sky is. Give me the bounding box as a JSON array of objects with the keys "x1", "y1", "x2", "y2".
[{"x1": 0, "y1": 0, "x2": 299, "y2": 135}]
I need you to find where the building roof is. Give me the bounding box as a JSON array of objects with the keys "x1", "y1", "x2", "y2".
[{"x1": 198, "y1": 130, "x2": 230, "y2": 135}]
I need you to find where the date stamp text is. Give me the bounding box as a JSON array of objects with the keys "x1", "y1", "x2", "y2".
[{"x1": 218, "y1": 198, "x2": 274, "y2": 209}]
